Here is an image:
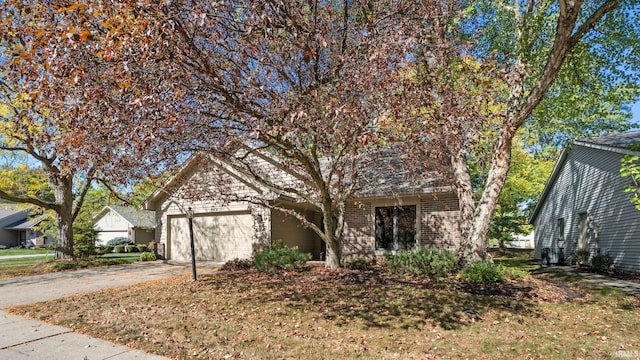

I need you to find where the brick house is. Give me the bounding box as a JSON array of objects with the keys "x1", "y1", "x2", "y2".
[{"x1": 144, "y1": 149, "x2": 461, "y2": 263}]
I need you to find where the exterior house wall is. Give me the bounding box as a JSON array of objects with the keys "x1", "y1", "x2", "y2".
[
  {"x1": 132, "y1": 229, "x2": 155, "y2": 245},
  {"x1": 533, "y1": 145, "x2": 640, "y2": 272},
  {"x1": 0, "y1": 211, "x2": 29, "y2": 247},
  {"x1": 271, "y1": 209, "x2": 323, "y2": 259},
  {"x1": 152, "y1": 157, "x2": 271, "y2": 261},
  {"x1": 342, "y1": 192, "x2": 461, "y2": 260},
  {"x1": 95, "y1": 209, "x2": 131, "y2": 245},
  {"x1": 0, "y1": 228, "x2": 18, "y2": 247}
]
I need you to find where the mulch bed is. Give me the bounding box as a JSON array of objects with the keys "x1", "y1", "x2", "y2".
[{"x1": 220, "y1": 265, "x2": 585, "y2": 304}]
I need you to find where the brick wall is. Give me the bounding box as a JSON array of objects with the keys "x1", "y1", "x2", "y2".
[
  {"x1": 341, "y1": 201, "x2": 375, "y2": 260},
  {"x1": 341, "y1": 192, "x2": 461, "y2": 260},
  {"x1": 420, "y1": 193, "x2": 461, "y2": 250}
]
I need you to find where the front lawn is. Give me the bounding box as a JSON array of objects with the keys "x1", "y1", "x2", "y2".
[
  {"x1": 0, "y1": 248, "x2": 53, "y2": 256},
  {"x1": 0, "y1": 255, "x2": 54, "y2": 278},
  {"x1": 10, "y1": 262, "x2": 639, "y2": 359},
  {"x1": 0, "y1": 252, "x2": 149, "y2": 278}
]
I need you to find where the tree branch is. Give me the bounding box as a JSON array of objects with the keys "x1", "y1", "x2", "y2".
[{"x1": 0, "y1": 188, "x2": 58, "y2": 211}]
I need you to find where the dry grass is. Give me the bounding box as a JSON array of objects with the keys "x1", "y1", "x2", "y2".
[{"x1": 9, "y1": 266, "x2": 640, "y2": 360}]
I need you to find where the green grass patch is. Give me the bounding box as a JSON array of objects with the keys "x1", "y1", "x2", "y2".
[
  {"x1": 0, "y1": 248, "x2": 53, "y2": 256},
  {"x1": 0, "y1": 255, "x2": 54, "y2": 278},
  {"x1": 0, "y1": 252, "x2": 140, "y2": 278}
]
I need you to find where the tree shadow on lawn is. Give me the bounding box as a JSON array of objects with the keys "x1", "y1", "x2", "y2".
[{"x1": 202, "y1": 268, "x2": 539, "y2": 331}]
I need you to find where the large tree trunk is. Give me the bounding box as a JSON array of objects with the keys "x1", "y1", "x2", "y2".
[
  {"x1": 464, "y1": 126, "x2": 515, "y2": 264},
  {"x1": 451, "y1": 147, "x2": 475, "y2": 262},
  {"x1": 55, "y1": 209, "x2": 74, "y2": 259},
  {"x1": 322, "y1": 208, "x2": 342, "y2": 269},
  {"x1": 52, "y1": 176, "x2": 75, "y2": 260}
]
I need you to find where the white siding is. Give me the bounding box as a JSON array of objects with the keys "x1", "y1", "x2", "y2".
[
  {"x1": 533, "y1": 145, "x2": 640, "y2": 272},
  {"x1": 95, "y1": 209, "x2": 132, "y2": 245},
  {"x1": 150, "y1": 156, "x2": 272, "y2": 261}
]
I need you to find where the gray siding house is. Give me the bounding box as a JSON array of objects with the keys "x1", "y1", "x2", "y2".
[
  {"x1": 530, "y1": 131, "x2": 640, "y2": 272},
  {"x1": 0, "y1": 207, "x2": 45, "y2": 247}
]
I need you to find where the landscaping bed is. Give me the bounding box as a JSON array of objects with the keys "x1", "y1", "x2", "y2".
[{"x1": 10, "y1": 265, "x2": 639, "y2": 360}]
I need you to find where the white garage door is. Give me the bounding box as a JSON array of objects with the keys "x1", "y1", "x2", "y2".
[{"x1": 169, "y1": 211, "x2": 254, "y2": 262}]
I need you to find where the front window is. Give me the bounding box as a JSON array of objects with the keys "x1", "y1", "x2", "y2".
[
  {"x1": 375, "y1": 206, "x2": 417, "y2": 250},
  {"x1": 558, "y1": 218, "x2": 565, "y2": 242}
]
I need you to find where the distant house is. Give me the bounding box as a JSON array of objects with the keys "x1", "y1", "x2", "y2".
[
  {"x1": 530, "y1": 131, "x2": 640, "y2": 272},
  {"x1": 0, "y1": 208, "x2": 46, "y2": 247},
  {"x1": 143, "y1": 149, "x2": 462, "y2": 263},
  {"x1": 93, "y1": 205, "x2": 156, "y2": 245},
  {"x1": 507, "y1": 231, "x2": 534, "y2": 249}
]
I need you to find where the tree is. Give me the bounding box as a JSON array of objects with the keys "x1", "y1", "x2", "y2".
[
  {"x1": 620, "y1": 152, "x2": 640, "y2": 209},
  {"x1": 488, "y1": 142, "x2": 554, "y2": 247},
  {"x1": 0, "y1": 2, "x2": 172, "y2": 259},
  {"x1": 84, "y1": 0, "x2": 438, "y2": 268},
  {"x1": 392, "y1": 0, "x2": 640, "y2": 263}
]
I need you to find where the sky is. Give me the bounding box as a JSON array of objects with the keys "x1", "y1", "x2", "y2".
[{"x1": 633, "y1": 101, "x2": 640, "y2": 129}]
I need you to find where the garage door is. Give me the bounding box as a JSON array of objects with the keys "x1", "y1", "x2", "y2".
[{"x1": 169, "y1": 211, "x2": 254, "y2": 262}]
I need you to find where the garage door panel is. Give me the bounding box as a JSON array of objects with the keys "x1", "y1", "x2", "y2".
[{"x1": 169, "y1": 211, "x2": 253, "y2": 262}]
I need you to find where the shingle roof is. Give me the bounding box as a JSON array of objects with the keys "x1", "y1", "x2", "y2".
[
  {"x1": 4, "y1": 215, "x2": 45, "y2": 230},
  {"x1": 104, "y1": 206, "x2": 156, "y2": 229},
  {"x1": 581, "y1": 130, "x2": 640, "y2": 149},
  {"x1": 351, "y1": 147, "x2": 451, "y2": 197},
  {"x1": 0, "y1": 208, "x2": 22, "y2": 221}
]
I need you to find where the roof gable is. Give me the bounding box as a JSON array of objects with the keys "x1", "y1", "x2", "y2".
[
  {"x1": 94, "y1": 206, "x2": 156, "y2": 229},
  {"x1": 530, "y1": 131, "x2": 640, "y2": 224}
]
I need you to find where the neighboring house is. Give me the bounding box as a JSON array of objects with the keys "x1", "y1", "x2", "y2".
[
  {"x1": 94, "y1": 205, "x2": 156, "y2": 246},
  {"x1": 530, "y1": 131, "x2": 640, "y2": 272},
  {"x1": 0, "y1": 208, "x2": 45, "y2": 247},
  {"x1": 144, "y1": 149, "x2": 461, "y2": 263},
  {"x1": 507, "y1": 231, "x2": 534, "y2": 249}
]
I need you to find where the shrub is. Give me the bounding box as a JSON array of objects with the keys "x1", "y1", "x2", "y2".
[
  {"x1": 344, "y1": 258, "x2": 375, "y2": 271},
  {"x1": 126, "y1": 245, "x2": 140, "y2": 253},
  {"x1": 46, "y1": 260, "x2": 90, "y2": 271},
  {"x1": 221, "y1": 258, "x2": 252, "y2": 271},
  {"x1": 460, "y1": 262, "x2": 504, "y2": 284},
  {"x1": 113, "y1": 245, "x2": 125, "y2": 253},
  {"x1": 460, "y1": 262, "x2": 527, "y2": 285},
  {"x1": 102, "y1": 245, "x2": 114, "y2": 254},
  {"x1": 73, "y1": 237, "x2": 96, "y2": 259},
  {"x1": 252, "y1": 240, "x2": 311, "y2": 274},
  {"x1": 570, "y1": 250, "x2": 590, "y2": 266},
  {"x1": 136, "y1": 244, "x2": 148, "y2": 253},
  {"x1": 591, "y1": 254, "x2": 613, "y2": 272},
  {"x1": 139, "y1": 252, "x2": 157, "y2": 261},
  {"x1": 106, "y1": 237, "x2": 131, "y2": 246},
  {"x1": 386, "y1": 247, "x2": 458, "y2": 279}
]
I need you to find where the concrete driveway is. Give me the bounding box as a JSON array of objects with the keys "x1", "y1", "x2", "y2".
[{"x1": 0, "y1": 262, "x2": 188, "y2": 359}]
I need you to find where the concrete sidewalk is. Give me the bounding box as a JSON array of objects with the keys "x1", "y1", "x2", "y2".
[
  {"x1": 0, "y1": 311, "x2": 167, "y2": 359},
  {"x1": 546, "y1": 266, "x2": 640, "y2": 296},
  {"x1": 0, "y1": 262, "x2": 187, "y2": 359}
]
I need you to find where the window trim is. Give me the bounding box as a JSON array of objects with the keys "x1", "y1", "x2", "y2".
[{"x1": 370, "y1": 198, "x2": 420, "y2": 254}]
